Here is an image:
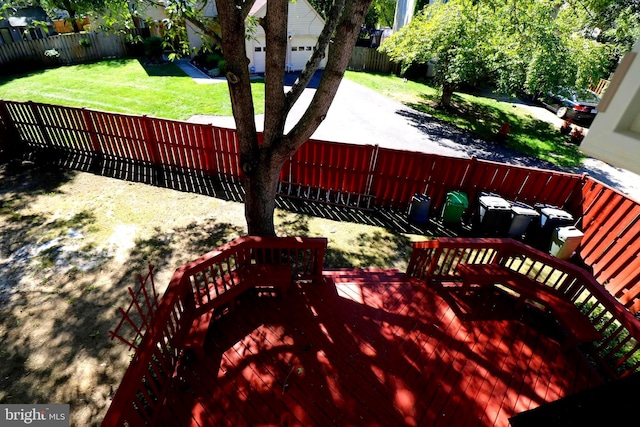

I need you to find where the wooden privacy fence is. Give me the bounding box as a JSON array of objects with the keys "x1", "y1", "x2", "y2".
[
  {"x1": 407, "y1": 238, "x2": 640, "y2": 379},
  {"x1": 348, "y1": 46, "x2": 399, "y2": 74},
  {"x1": 0, "y1": 99, "x2": 639, "y2": 315},
  {"x1": 575, "y1": 179, "x2": 640, "y2": 313},
  {"x1": 0, "y1": 30, "x2": 145, "y2": 66},
  {"x1": 589, "y1": 78, "x2": 610, "y2": 97},
  {"x1": 101, "y1": 236, "x2": 327, "y2": 427}
]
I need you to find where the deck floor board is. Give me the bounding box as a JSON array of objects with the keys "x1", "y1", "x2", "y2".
[{"x1": 158, "y1": 268, "x2": 603, "y2": 426}]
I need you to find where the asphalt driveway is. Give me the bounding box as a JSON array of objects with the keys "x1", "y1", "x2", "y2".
[{"x1": 188, "y1": 74, "x2": 640, "y2": 201}]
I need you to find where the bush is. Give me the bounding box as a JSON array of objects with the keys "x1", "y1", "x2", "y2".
[
  {"x1": 205, "y1": 52, "x2": 223, "y2": 69},
  {"x1": 143, "y1": 36, "x2": 164, "y2": 63},
  {"x1": 79, "y1": 37, "x2": 92, "y2": 48},
  {"x1": 217, "y1": 59, "x2": 226, "y2": 75}
]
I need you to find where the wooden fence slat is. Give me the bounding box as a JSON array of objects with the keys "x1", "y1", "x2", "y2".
[
  {"x1": 582, "y1": 200, "x2": 638, "y2": 266},
  {"x1": 592, "y1": 210, "x2": 640, "y2": 283}
]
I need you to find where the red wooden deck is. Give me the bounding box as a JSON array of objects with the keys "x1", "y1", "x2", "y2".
[{"x1": 157, "y1": 268, "x2": 603, "y2": 427}]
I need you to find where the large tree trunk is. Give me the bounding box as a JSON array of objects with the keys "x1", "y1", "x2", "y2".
[
  {"x1": 216, "y1": 0, "x2": 373, "y2": 236},
  {"x1": 242, "y1": 149, "x2": 289, "y2": 236},
  {"x1": 440, "y1": 81, "x2": 455, "y2": 108}
]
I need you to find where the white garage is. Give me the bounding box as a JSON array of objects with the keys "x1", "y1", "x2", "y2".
[{"x1": 247, "y1": 0, "x2": 327, "y2": 73}]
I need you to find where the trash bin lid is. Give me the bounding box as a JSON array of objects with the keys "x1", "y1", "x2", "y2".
[
  {"x1": 479, "y1": 195, "x2": 511, "y2": 210},
  {"x1": 555, "y1": 226, "x2": 584, "y2": 239},
  {"x1": 446, "y1": 191, "x2": 468, "y2": 207},
  {"x1": 540, "y1": 207, "x2": 573, "y2": 221},
  {"x1": 511, "y1": 204, "x2": 539, "y2": 216}
]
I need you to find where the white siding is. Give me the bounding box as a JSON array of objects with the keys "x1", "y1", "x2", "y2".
[
  {"x1": 247, "y1": 0, "x2": 326, "y2": 72},
  {"x1": 581, "y1": 37, "x2": 640, "y2": 176},
  {"x1": 183, "y1": 1, "x2": 218, "y2": 53}
]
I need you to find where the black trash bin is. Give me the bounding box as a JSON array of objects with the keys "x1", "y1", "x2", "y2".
[
  {"x1": 526, "y1": 204, "x2": 574, "y2": 251},
  {"x1": 408, "y1": 194, "x2": 431, "y2": 226},
  {"x1": 473, "y1": 193, "x2": 512, "y2": 236}
]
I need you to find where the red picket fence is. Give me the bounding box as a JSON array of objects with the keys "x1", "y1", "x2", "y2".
[{"x1": 1, "y1": 99, "x2": 639, "y2": 314}]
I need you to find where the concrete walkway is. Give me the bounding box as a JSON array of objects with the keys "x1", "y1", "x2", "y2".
[
  {"x1": 175, "y1": 59, "x2": 227, "y2": 84},
  {"x1": 187, "y1": 73, "x2": 640, "y2": 201}
]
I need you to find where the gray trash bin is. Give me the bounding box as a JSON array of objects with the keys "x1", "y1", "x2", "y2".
[
  {"x1": 527, "y1": 204, "x2": 575, "y2": 251},
  {"x1": 550, "y1": 226, "x2": 584, "y2": 260},
  {"x1": 508, "y1": 202, "x2": 539, "y2": 239},
  {"x1": 409, "y1": 194, "x2": 431, "y2": 226},
  {"x1": 474, "y1": 194, "x2": 512, "y2": 236}
]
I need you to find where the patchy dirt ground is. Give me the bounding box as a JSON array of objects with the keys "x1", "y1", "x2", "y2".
[{"x1": 0, "y1": 161, "x2": 422, "y2": 426}]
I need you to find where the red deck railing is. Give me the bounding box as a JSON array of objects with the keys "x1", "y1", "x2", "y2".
[
  {"x1": 407, "y1": 238, "x2": 640, "y2": 380},
  {"x1": 1, "y1": 100, "x2": 639, "y2": 315},
  {"x1": 101, "y1": 236, "x2": 327, "y2": 427}
]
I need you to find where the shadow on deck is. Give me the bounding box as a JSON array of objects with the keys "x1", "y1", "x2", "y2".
[{"x1": 159, "y1": 268, "x2": 602, "y2": 427}]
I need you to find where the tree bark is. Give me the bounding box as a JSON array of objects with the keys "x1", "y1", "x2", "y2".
[
  {"x1": 242, "y1": 149, "x2": 285, "y2": 236},
  {"x1": 216, "y1": 0, "x2": 373, "y2": 236},
  {"x1": 440, "y1": 81, "x2": 456, "y2": 109}
]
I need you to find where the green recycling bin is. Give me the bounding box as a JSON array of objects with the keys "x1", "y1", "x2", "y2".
[{"x1": 441, "y1": 191, "x2": 468, "y2": 224}]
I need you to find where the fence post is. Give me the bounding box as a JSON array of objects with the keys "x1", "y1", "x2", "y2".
[
  {"x1": 0, "y1": 101, "x2": 24, "y2": 161},
  {"x1": 365, "y1": 144, "x2": 379, "y2": 208},
  {"x1": 81, "y1": 108, "x2": 104, "y2": 173},
  {"x1": 141, "y1": 115, "x2": 164, "y2": 186}
]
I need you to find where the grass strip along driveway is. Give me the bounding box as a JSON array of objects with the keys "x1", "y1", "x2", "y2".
[
  {"x1": 344, "y1": 71, "x2": 584, "y2": 168},
  {"x1": 0, "y1": 58, "x2": 581, "y2": 167},
  {"x1": 0, "y1": 59, "x2": 264, "y2": 120}
]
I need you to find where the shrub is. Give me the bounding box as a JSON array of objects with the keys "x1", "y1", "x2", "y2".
[
  {"x1": 143, "y1": 36, "x2": 164, "y2": 63},
  {"x1": 205, "y1": 52, "x2": 223, "y2": 69},
  {"x1": 217, "y1": 59, "x2": 226, "y2": 75},
  {"x1": 79, "y1": 37, "x2": 92, "y2": 47}
]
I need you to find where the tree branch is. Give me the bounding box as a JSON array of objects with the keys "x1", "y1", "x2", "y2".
[
  {"x1": 284, "y1": 0, "x2": 347, "y2": 109},
  {"x1": 262, "y1": 0, "x2": 289, "y2": 146},
  {"x1": 277, "y1": 0, "x2": 374, "y2": 156},
  {"x1": 240, "y1": 0, "x2": 257, "y2": 20}
]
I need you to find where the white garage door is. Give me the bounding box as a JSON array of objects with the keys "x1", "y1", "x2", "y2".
[
  {"x1": 252, "y1": 45, "x2": 266, "y2": 73},
  {"x1": 288, "y1": 37, "x2": 317, "y2": 71}
]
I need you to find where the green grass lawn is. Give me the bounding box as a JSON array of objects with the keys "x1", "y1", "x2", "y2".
[
  {"x1": 345, "y1": 71, "x2": 585, "y2": 168},
  {"x1": 0, "y1": 59, "x2": 265, "y2": 120}
]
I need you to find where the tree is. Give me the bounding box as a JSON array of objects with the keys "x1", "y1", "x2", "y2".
[
  {"x1": 371, "y1": 0, "x2": 395, "y2": 28},
  {"x1": 380, "y1": 0, "x2": 611, "y2": 107},
  {"x1": 219, "y1": 0, "x2": 373, "y2": 235},
  {"x1": 39, "y1": 0, "x2": 106, "y2": 31},
  {"x1": 379, "y1": 0, "x2": 495, "y2": 107},
  {"x1": 157, "y1": 0, "x2": 373, "y2": 235},
  {"x1": 490, "y1": 0, "x2": 611, "y2": 96}
]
